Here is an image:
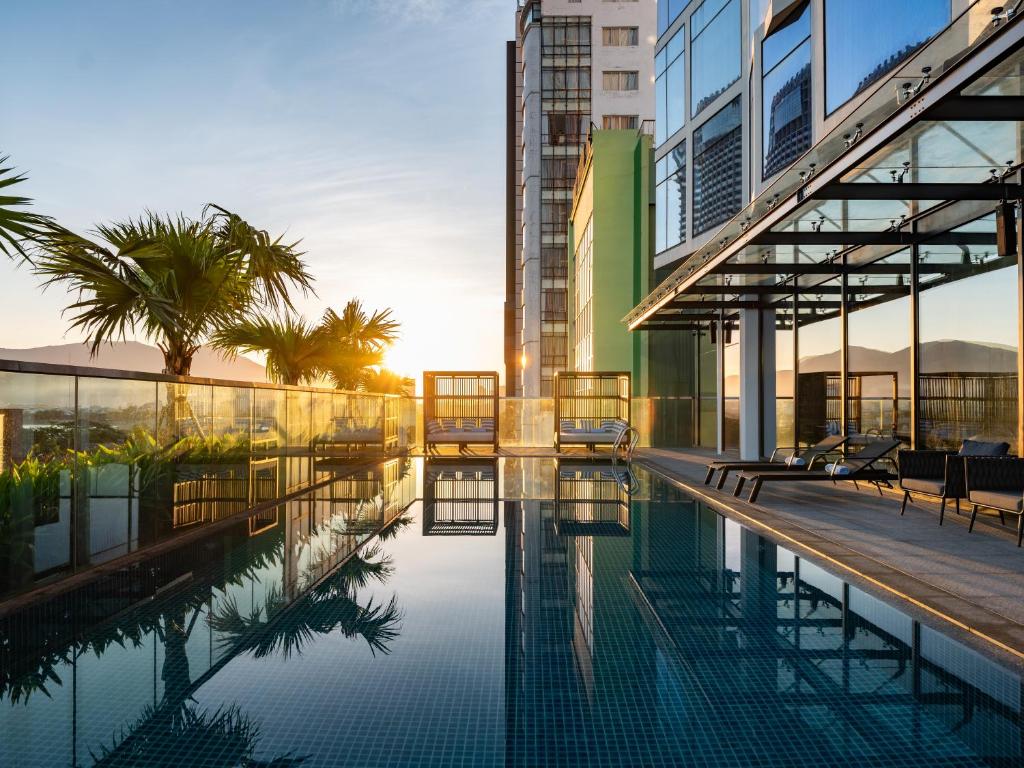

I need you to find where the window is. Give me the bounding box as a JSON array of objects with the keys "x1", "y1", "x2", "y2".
[
  {"x1": 656, "y1": 141, "x2": 686, "y2": 253},
  {"x1": 602, "y1": 71, "x2": 639, "y2": 91},
  {"x1": 692, "y1": 97, "x2": 742, "y2": 236},
  {"x1": 690, "y1": 0, "x2": 740, "y2": 117},
  {"x1": 824, "y1": 0, "x2": 948, "y2": 114},
  {"x1": 544, "y1": 112, "x2": 588, "y2": 147},
  {"x1": 543, "y1": 67, "x2": 592, "y2": 99},
  {"x1": 541, "y1": 18, "x2": 592, "y2": 56},
  {"x1": 602, "y1": 26, "x2": 639, "y2": 46},
  {"x1": 542, "y1": 246, "x2": 568, "y2": 279},
  {"x1": 655, "y1": 27, "x2": 685, "y2": 146},
  {"x1": 602, "y1": 114, "x2": 638, "y2": 129},
  {"x1": 762, "y1": 3, "x2": 811, "y2": 179},
  {"x1": 542, "y1": 288, "x2": 568, "y2": 322},
  {"x1": 573, "y1": 218, "x2": 594, "y2": 372},
  {"x1": 658, "y1": 0, "x2": 688, "y2": 37},
  {"x1": 541, "y1": 333, "x2": 568, "y2": 368}
]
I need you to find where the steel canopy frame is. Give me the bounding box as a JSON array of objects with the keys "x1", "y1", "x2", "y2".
[{"x1": 626, "y1": 12, "x2": 1024, "y2": 332}]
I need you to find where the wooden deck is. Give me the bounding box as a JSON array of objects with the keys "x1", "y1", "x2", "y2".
[{"x1": 635, "y1": 447, "x2": 1024, "y2": 667}]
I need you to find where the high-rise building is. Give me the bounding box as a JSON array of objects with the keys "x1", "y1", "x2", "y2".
[
  {"x1": 567, "y1": 127, "x2": 653, "y2": 394},
  {"x1": 636, "y1": 0, "x2": 1022, "y2": 458},
  {"x1": 506, "y1": 0, "x2": 656, "y2": 397}
]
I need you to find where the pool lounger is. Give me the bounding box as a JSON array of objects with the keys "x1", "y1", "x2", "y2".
[
  {"x1": 734, "y1": 438, "x2": 900, "y2": 503},
  {"x1": 704, "y1": 434, "x2": 849, "y2": 490}
]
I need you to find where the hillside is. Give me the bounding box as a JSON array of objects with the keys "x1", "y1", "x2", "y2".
[
  {"x1": 726, "y1": 340, "x2": 1016, "y2": 397},
  {"x1": 0, "y1": 341, "x2": 267, "y2": 382}
]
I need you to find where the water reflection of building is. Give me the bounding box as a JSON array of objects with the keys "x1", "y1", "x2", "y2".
[{"x1": 505, "y1": 482, "x2": 1024, "y2": 765}]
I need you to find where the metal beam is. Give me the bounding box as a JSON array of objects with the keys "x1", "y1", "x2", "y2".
[
  {"x1": 679, "y1": 284, "x2": 912, "y2": 295},
  {"x1": 664, "y1": 300, "x2": 770, "y2": 310},
  {"x1": 924, "y1": 95, "x2": 1024, "y2": 121},
  {"x1": 750, "y1": 230, "x2": 996, "y2": 247},
  {"x1": 717, "y1": 262, "x2": 998, "y2": 276},
  {"x1": 806, "y1": 181, "x2": 1024, "y2": 202}
]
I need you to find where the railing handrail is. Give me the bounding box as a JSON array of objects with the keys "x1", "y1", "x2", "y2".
[{"x1": 0, "y1": 357, "x2": 400, "y2": 398}]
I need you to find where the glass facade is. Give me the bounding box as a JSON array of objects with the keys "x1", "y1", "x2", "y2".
[
  {"x1": 690, "y1": 0, "x2": 740, "y2": 117},
  {"x1": 692, "y1": 96, "x2": 743, "y2": 236},
  {"x1": 655, "y1": 141, "x2": 687, "y2": 253},
  {"x1": 919, "y1": 222, "x2": 1019, "y2": 453},
  {"x1": 762, "y1": 4, "x2": 811, "y2": 179},
  {"x1": 655, "y1": 26, "x2": 685, "y2": 146},
  {"x1": 539, "y1": 16, "x2": 592, "y2": 395},
  {"x1": 573, "y1": 218, "x2": 594, "y2": 372},
  {"x1": 824, "y1": 0, "x2": 949, "y2": 114},
  {"x1": 658, "y1": 0, "x2": 688, "y2": 37}
]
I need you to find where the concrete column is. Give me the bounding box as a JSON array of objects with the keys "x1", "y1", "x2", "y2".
[{"x1": 739, "y1": 309, "x2": 776, "y2": 460}]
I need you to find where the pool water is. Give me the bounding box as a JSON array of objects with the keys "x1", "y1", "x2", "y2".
[{"x1": 1, "y1": 457, "x2": 1022, "y2": 766}]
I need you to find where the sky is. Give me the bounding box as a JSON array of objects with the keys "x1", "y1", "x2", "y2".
[{"x1": 0, "y1": 0, "x2": 510, "y2": 379}]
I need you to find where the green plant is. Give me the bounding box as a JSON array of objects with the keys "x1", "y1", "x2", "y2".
[
  {"x1": 31, "y1": 207, "x2": 314, "y2": 376},
  {"x1": 211, "y1": 313, "x2": 325, "y2": 386},
  {"x1": 0, "y1": 156, "x2": 54, "y2": 260},
  {"x1": 213, "y1": 299, "x2": 400, "y2": 388}
]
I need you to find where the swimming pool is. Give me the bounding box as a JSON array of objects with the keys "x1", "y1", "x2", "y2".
[{"x1": 1, "y1": 457, "x2": 1021, "y2": 766}]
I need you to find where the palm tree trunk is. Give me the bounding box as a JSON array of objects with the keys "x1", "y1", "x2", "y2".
[{"x1": 161, "y1": 341, "x2": 194, "y2": 377}]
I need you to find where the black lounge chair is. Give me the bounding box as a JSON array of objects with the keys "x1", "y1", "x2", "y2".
[
  {"x1": 897, "y1": 440, "x2": 1010, "y2": 525},
  {"x1": 965, "y1": 457, "x2": 1024, "y2": 546},
  {"x1": 703, "y1": 434, "x2": 848, "y2": 490},
  {"x1": 735, "y1": 438, "x2": 900, "y2": 504}
]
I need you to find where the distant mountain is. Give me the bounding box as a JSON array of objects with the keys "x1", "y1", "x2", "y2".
[
  {"x1": 726, "y1": 340, "x2": 1016, "y2": 397},
  {"x1": 0, "y1": 341, "x2": 267, "y2": 382}
]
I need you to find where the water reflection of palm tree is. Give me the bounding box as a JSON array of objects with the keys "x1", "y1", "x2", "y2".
[
  {"x1": 209, "y1": 544, "x2": 402, "y2": 658},
  {"x1": 90, "y1": 598, "x2": 308, "y2": 767}
]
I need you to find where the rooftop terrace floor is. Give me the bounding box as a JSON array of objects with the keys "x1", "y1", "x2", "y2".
[{"x1": 636, "y1": 447, "x2": 1024, "y2": 667}]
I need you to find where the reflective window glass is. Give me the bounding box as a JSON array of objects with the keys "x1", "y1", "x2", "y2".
[
  {"x1": 656, "y1": 141, "x2": 687, "y2": 253},
  {"x1": 655, "y1": 26, "x2": 685, "y2": 146},
  {"x1": 762, "y1": 5, "x2": 811, "y2": 179},
  {"x1": 692, "y1": 97, "x2": 742, "y2": 236},
  {"x1": 691, "y1": 0, "x2": 740, "y2": 117},
  {"x1": 824, "y1": 0, "x2": 949, "y2": 114},
  {"x1": 659, "y1": 0, "x2": 689, "y2": 37}
]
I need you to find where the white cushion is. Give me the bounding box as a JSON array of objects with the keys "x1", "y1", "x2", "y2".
[
  {"x1": 825, "y1": 463, "x2": 851, "y2": 476},
  {"x1": 785, "y1": 456, "x2": 806, "y2": 467}
]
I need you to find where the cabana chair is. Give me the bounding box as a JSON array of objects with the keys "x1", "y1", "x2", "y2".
[
  {"x1": 965, "y1": 457, "x2": 1024, "y2": 546},
  {"x1": 734, "y1": 438, "x2": 900, "y2": 504},
  {"x1": 703, "y1": 434, "x2": 849, "y2": 490},
  {"x1": 897, "y1": 440, "x2": 1010, "y2": 524}
]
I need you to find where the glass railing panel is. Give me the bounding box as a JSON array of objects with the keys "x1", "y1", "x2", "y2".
[
  {"x1": 77, "y1": 377, "x2": 159, "y2": 567},
  {"x1": 253, "y1": 387, "x2": 287, "y2": 453},
  {"x1": 285, "y1": 389, "x2": 312, "y2": 450},
  {"x1": 0, "y1": 371, "x2": 76, "y2": 592}
]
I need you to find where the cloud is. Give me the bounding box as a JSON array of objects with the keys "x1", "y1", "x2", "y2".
[{"x1": 329, "y1": 0, "x2": 503, "y2": 23}]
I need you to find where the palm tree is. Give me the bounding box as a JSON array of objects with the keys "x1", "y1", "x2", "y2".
[
  {"x1": 213, "y1": 299, "x2": 400, "y2": 389},
  {"x1": 359, "y1": 368, "x2": 415, "y2": 395},
  {"x1": 211, "y1": 314, "x2": 323, "y2": 386},
  {"x1": 0, "y1": 156, "x2": 54, "y2": 260},
  {"x1": 30, "y1": 206, "x2": 313, "y2": 376},
  {"x1": 319, "y1": 300, "x2": 400, "y2": 389}
]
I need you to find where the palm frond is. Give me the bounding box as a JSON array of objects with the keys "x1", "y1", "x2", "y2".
[{"x1": 0, "y1": 156, "x2": 56, "y2": 261}]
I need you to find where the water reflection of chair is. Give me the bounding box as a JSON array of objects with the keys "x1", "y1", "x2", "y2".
[
  {"x1": 554, "y1": 460, "x2": 631, "y2": 536},
  {"x1": 422, "y1": 458, "x2": 499, "y2": 535}
]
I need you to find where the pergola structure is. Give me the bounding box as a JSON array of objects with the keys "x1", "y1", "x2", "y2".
[{"x1": 626, "y1": 6, "x2": 1024, "y2": 456}]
